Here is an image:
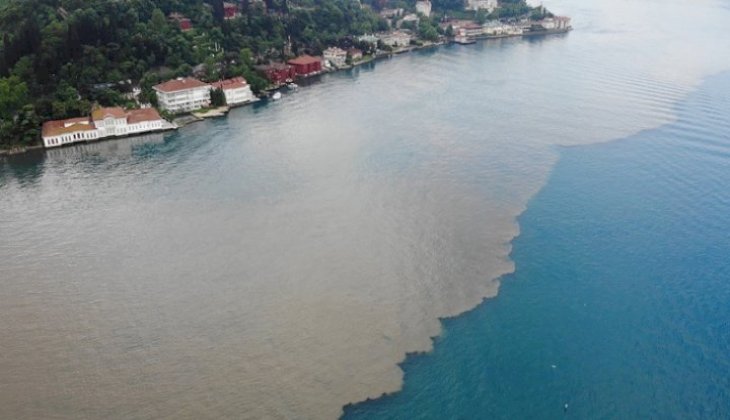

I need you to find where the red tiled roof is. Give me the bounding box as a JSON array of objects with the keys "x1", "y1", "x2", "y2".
[
  {"x1": 127, "y1": 108, "x2": 163, "y2": 124},
  {"x1": 209, "y1": 77, "x2": 249, "y2": 91},
  {"x1": 288, "y1": 55, "x2": 321, "y2": 65},
  {"x1": 42, "y1": 118, "x2": 94, "y2": 138},
  {"x1": 153, "y1": 77, "x2": 209, "y2": 93},
  {"x1": 91, "y1": 107, "x2": 126, "y2": 121}
]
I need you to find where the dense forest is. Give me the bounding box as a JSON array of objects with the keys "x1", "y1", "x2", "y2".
[
  {"x1": 0, "y1": 0, "x2": 390, "y2": 148},
  {"x1": 0, "y1": 0, "x2": 536, "y2": 149}
]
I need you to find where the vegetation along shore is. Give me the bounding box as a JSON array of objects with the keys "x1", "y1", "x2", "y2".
[{"x1": 0, "y1": 0, "x2": 570, "y2": 155}]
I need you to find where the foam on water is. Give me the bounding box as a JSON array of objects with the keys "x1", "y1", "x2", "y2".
[{"x1": 1, "y1": 0, "x2": 730, "y2": 418}]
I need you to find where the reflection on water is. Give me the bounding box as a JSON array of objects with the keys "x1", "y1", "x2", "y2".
[
  {"x1": 1, "y1": 0, "x2": 730, "y2": 418},
  {"x1": 44, "y1": 133, "x2": 167, "y2": 160}
]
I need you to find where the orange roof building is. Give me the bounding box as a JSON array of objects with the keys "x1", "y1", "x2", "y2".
[
  {"x1": 153, "y1": 77, "x2": 212, "y2": 113},
  {"x1": 153, "y1": 77, "x2": 209, "y2": 93},
  {"x1": 127, "y1": 108, "x2": 164, "y2": 124},
  {"x1": 91, "y1": 107, "x2": 127, "y2": 121},
  {"x1": 41, "y1": 117, "x2": 98, "y2": 148},
  {"x1": 42, "y1": 107, "x2": 169, "y2": 149},
  {"x1": 209, "y1": 77, "x2": 257, "y2": 106},
  {"x1": 209, "y1": 76, "x2": 249, "y2": 91}
]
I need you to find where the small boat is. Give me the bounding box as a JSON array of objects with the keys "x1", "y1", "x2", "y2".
[
  {"x1": 271, "y1": 91, "x2": 282, "y2": 100},
  {"x1": 287, "y1": 83, "x2": 298, "y2": 90}
]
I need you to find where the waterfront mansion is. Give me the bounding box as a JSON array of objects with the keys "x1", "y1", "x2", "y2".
[
  {"x1": 209, "y1": 77, "x2": 257, "y2": 106},
  {"x1": 41, "y1": 107, "x2": 171, "y2": 148},
  {"x1": 154, "y1": 76, "x2": 257, "y2": 112},
  {"x1": 153, "y1": 77, "x2": 213, "y2": 113}
]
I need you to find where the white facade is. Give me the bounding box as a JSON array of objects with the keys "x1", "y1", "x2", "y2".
[
  {"x1": 462, "y1": 24, "x2": 485, "y2": 37},
  {"x1": 323, "y1": 47, "x2": 348, "y2": 67},
  {"x1": 42, "y1": 109, "x2": 169, "y2": 149},
  {"x1": 466, "y1": 0, "x2": 497, "y2": 12},
  {"x1": 416, "y1": 0, "x2": 431, "y2": 17},
  {"x1": 380, "y1": 31, "x2": 412, "y2": 47},
  {"x1": 483, "y1": 20, "x2": 523, "y2": 35},
  {"x1": 127, "y1": 119, "x2": 165, "y2": 135},
  {"x1": 529, "y1": 17, "x2": 570, "y2": 31},
  {"x1": 94, "y1": 115, "x2": 128, "y2": 137},
  {"x1": 42, "y1": 125, "x2": 98, "y2": 148},
  {"x1": 155, "y1": 86, "x2": 211, "y2": 113},
  {"x1": 222, "y1": 86, "x2": 256, "y2": 106},
  {"x1": 358, "y1": 34, "x2": 379, "y2": 45},
  {"x1": 210, "y1": 77, "x2": 257, "y2": 106},
  {"x1": 541, "y1": 18, "x2": 556, "y2": 29},
  {"x1": 154, "y1": 78, "x2": 212, "y2": 113}
]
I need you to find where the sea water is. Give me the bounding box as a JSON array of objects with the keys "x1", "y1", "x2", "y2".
[
  {"x1": 1, "y1": 0, "x2": 729, "y2": 418},
  {"x1": 344, "y1": 73, "x2": 730, "y2": 419}
]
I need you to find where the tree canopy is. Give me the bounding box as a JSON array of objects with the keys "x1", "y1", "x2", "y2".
[
  {"x1": 0, "y1": 0, "x2": 388, "y2": 148},
  {"x1": 0, "y1": 0, "x2": 540, "y2": 149}
]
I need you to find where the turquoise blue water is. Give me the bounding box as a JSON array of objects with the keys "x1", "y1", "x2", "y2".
[
  {"x1": 3, "y1": 1, "x2": 730, "y2": 416},
  {"x1": 343, "y1": 74, "x2": 730, "y2": 419}
]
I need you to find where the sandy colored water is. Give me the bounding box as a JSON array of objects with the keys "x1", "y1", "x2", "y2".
[{"x1": 1, "y1": 0, "x2": 730, "y2": 418}]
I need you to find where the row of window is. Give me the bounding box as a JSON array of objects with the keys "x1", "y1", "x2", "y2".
[
  {"x1": 164, "y1": 100, "x2": 210, "y2": 111},
  {"x1": 46, "y1": 121, "x2": 163, "y2": 147},
  {"x1": 163, "y1": 96, "x2": 211, "y2": 105},
  {"x1": 46, "y1": 130, "x2": 96, "y2": 146}
]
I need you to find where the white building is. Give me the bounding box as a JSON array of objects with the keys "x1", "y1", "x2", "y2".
[
  {"x1": 466, "y1": 0, "x2": 497, "y2": 12},
  {"x1": 483, "y1": 20, "x2": 512, "y2": 35},
  {"x1": 126, "y1": 108, "x2": 167, "y2": 134},
  {"x1": 92, "y1": 107, "x2": 129, "y2": 137},
  {"x1": 323, "y1": 47, "x2": 348, "y2": 68},
  {"x1": 415, "y1": 0, "x2": 431, "y2": 17},
  {"x1": 153, "y1": 77, "x2": 212, "y2": 113},
  {"x1": 42, "y1": 107, "x2": 169, "y2": 148},
  {"x1": 461, "y1": 23, "x2": 485, "y2": 37},
  {"x1": 209, "y1": 77, "x2": 257, "y2": 106},
  {"x1": 380, "y1": 31, "x2": 412, "y2": 47},
  {"x1": 529, "y1": 17, "x2": 571, "y2": 31},
  {"x1": 358, "y1": 34, "x2": 380, "y2": 45},
  {"x1": 41, "y1": 117, "x2": 98, "y2": 148}
]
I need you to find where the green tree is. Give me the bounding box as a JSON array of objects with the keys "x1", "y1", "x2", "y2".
[
  {"x1": 210, "y1": 87, "x2": 226, "y2": 106},
  {"x1": 0, "y1": 76, "x2": 28, "y2": 118},
  {"x1": 151, "y1": 8, "x2": 168, "y2": 30}
]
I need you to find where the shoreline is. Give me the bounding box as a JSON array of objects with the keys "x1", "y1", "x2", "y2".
[
  {"x1": 0, "y1": 28, "x2": 571, "y2": 158},
  {"x1": 5, "y1": 0, "x2": 728, "y2": 418}
]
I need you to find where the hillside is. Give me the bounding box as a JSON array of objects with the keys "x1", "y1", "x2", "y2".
[
  {"x1": 0, "y1": 0, "x2": 387, "y2": 148},
  {"x1": 0, "y1": 0, "x2": 541, "y2": 149}
]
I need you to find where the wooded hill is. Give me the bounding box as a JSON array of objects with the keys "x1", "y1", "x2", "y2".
[{"x1": 0, "y1": 0, "x2": 536, "y2": 149}]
